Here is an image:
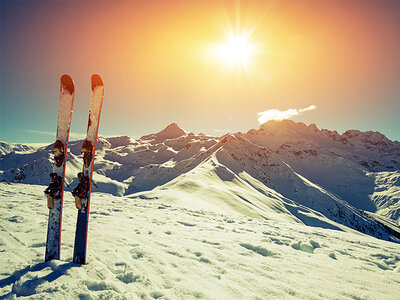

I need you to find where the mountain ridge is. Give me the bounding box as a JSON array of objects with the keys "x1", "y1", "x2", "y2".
[{"x1": 1, "y1": 120, "x2": 399, "y2": 241}]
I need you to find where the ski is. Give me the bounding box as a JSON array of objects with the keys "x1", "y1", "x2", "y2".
[
  {"x1": 72, "y1": 74, "x2": 104, "y2": 264},
  {"x1": 44, "y1": 74, "x2": 75, "y2": 262}
]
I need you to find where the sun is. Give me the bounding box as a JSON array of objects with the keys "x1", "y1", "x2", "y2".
[{"x1": 211, "y1": 32, "x2": 257, "y2": 69}]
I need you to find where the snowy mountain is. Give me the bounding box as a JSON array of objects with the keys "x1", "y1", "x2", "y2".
[
  {"x1": 0, "y1": 141, "x2": 36, "y2": 156},
  {"x1": 245, "y1": 120, "x2": 400, "y2": 225},
  {"x1": 1, "y1": 121, "x2": 399, "y2": 242}
]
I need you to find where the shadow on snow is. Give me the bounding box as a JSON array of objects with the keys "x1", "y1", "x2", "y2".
[{"x1": 0, "y1": 261, "x2": 79, "y2": 298}]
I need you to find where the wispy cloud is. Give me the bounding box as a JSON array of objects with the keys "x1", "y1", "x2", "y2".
[
  {"x1": 24, "y1": 129, "x2": 54, "y2": 136},
  {"x1": 24, "y1": 129, "x2": 86, "y2": 139},
  {"x1": 257, "y1": 105, "x2": 317, "y2": 125}
]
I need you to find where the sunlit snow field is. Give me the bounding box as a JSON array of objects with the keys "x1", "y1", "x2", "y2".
[{"x1": 0, "y1": 183, "x2": 399, "y2": 299}]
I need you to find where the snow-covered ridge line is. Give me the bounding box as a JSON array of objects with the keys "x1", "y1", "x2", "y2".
[
  {"x1": 1, "y1": 121, "x2": 400, "y2": 242},
  {"x1": 0, "y1": 141, "x2": 37, "y2": 156},
  {"x1": 253, "y1": 119, "x2": 400, "y2": 144}
]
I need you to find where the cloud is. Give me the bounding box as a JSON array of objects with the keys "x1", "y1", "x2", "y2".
[
  {"x1": 301, "y1": 104, "x2": 317, "y2": 112},
  {"x1": 24, "y1": 129, "x2": 86, "y2": 139},
  {"x1": 24, "y1": 129, "x2": 54, "y2": 136},
  {"x1": 257, "y1": 105, "x2": 317, "y2": 125}
]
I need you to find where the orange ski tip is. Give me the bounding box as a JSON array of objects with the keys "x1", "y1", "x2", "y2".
[
  {"x1": 60, "y1": 74, "x2": 75, "y2": 94},
  {"x1": 91, "y1": 74, "x2": 103, "y2": 91}
]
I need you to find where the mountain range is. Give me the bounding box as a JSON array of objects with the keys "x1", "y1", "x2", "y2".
[{"x1": 1, "y1": 120, "x2": 399, "y2": 242}]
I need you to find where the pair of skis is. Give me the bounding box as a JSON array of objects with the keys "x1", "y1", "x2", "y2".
[{"x1": 44, "y1": 74, "x2": 104, "y2": 265}]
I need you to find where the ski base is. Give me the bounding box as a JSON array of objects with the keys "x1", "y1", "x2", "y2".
[
  {"x1": 73, "y1": 209, "x2": 89, "y2": 264},
  {"x1": 45, "y1": 199, "x2": 62, "y2": 261}
]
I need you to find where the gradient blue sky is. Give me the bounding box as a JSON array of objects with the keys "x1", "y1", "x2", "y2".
[{"x1": 1, "y1": 0, "x2": 400, "y2": 143}]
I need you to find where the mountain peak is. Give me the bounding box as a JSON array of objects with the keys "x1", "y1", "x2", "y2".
[
  {"x1": 165, "y1": 123, "x2": 185, "y2": 132},
  {"x1": 259, "y1": 119, "x2": 297, "y2": 129},
  {"x1": 140, "y1": 123, "x2": 187, "y2": 142},
  {"x1": 258, "y1": 119, "x2": 313, "y2": 133},
  {"x1": 253, "y1": 119, "x2": 318, "y2": 138},
  {"x1": 158, "y1": 123, "x2": 187, "y2": 137}
]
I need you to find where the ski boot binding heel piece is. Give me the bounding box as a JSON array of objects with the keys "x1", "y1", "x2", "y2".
[
  {"x1": 81, "y1": 140, "x2": 93, "y2": 168},
  {"x1": 72, "y1": 172, "x2": 90, "y2": 210},
  {"x1": 44, "y1": 173, "x2": 63, "y2": 209},
  {"x1": 52, "y1": 140, "x2": 65, "y2": 167}
]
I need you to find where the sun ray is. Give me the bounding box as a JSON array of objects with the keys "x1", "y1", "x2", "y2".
[{"x1": 210, "y1": 31, "x2": 257, "y2": 70}]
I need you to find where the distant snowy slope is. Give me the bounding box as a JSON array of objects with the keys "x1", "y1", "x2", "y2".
[
  {"x1": 0, "y1": 141, "x2": 36, "y2": 156},
  {"x1": 245, "y1": 120, "x2": 400, "y2": 224},
  {"x1": 368, "y1": 171, "x2": 400, "y2": 222},
  {"x1": 1, "y1": 122, "x2": 399, "y2": 240},
  {"x1": 129, "y1": 133, "x2": 394, "y2": 240}
]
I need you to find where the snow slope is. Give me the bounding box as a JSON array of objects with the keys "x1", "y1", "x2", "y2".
[
  {"x1": 1, "y1": 183, "x2": 399, "y2": 299},
  {"x1": 246, "y1": 120, "x2": 400, "y2": 223},
  {"x1": 129, "y1": 134, "x2": 394, "y2": 240},
  {"x1": 1, "y1": 121, "x2": 399, "y2": 241},
  {"x1": 0, "y1": 142, "x2": 36, "y2": 157}
]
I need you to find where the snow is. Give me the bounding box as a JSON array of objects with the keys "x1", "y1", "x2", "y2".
[
  {"x1": 245, "y1": 120, "x2": 400, "y2": 223},
  {"x1": 140, "y1": 123, "x2": 187, "y2": 143},
  {"x1": 1, "y1": 182, "x2": 399, "y2": 299},
  {"x1": 1, "y1": 121, "x2": 400, "y2": 242},
  {"x1": 368, "y1": 171, "x2": 400, "y2": 225},
  {"x1": 0, "y1": 142, "x2": 35, "y2": 156}
]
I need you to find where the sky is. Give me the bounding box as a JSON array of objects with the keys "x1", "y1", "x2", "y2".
[{"x1": 1, "y1": 0, "x2": 400, "y2": 143}]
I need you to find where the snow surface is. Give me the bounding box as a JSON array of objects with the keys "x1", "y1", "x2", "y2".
[
  {"x1": 0, "y1": 142, "x2": 35, "y2": 157},
  {"x1": 245, "y1": 120, "x2": 400, "y2": 226},
  {"x1": 1, "y1": 121, "x2": 400, "y2": 243},
  {"x1": 1, "y1": 183, "x2": 399, "y2": 299}
]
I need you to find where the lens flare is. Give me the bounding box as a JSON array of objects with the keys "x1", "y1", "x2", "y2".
[{"x1": 211, "y1": 32, "x2": 257, "y2": 68}]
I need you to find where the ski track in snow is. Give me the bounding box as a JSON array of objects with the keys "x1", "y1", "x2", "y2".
[{"x1": 1, "y1": 183, "x2": 400, "y2": 299}]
